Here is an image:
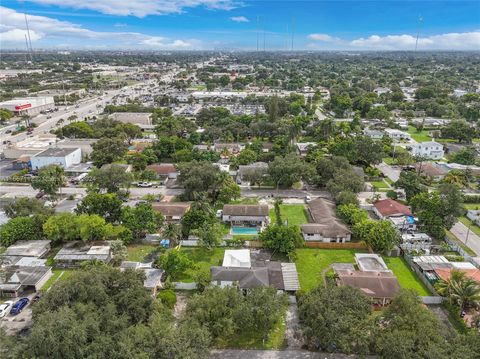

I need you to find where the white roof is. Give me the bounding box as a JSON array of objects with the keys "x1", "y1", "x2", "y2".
[
  {"x1": 413, "y1": 255, "x2": 449, "y2": 264},
  {"x1": 222, "y1": 249, "x2": 251, "y2": 268},
  {"x1": 451, "y1": 262, "x2": 476, "y2": 270}
]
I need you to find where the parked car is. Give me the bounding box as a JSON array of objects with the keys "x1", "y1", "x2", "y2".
[
  {"x1": 305, "y1": 195, "x2": 312, "y2": 203},
  {"x1": 0, "y1": 301, "x2": 14, "y2": 318},
  {"x1": 10, "y1": 298, "x2": 29, "y2": 315},
  {"x1": 5, "y1": 129, "x2": 12, "y2": 134},
  {"x1": 216, "y1": 209, "x2": 223, "y2": 218},
  {"x1": 35, "y1": 191, "x2": 46, "y2": 199},
  {"x1": 137, "y1": 182, "x2": 153, "y2": 188}
]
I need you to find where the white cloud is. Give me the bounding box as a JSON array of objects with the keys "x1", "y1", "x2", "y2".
[
  {"x1": 0, "y1": 6, "x2": 200, "y2": 49},
  {"x1": 24, "y1": 0, "x2": 240, "y2": 18},
  {"x1": 230, "y1": 16, "x2": 248, "y2": 23},
  {"x1": 307, "y1": 31, "x2": 480, "y2": 50},
  {"x1": 307, "y1": 33, "x2": 340, "y2": 43}
]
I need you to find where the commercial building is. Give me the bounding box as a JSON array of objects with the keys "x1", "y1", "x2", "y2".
[
  {"x1": 110, "y1": 112, "x2": 154, "y2": 131},
  {"x1": 0, "y1": 96, "x2": 54, "y2": 116},
  {"x1": 30, "y1": 147, "x2": 82, "y2": 170}
]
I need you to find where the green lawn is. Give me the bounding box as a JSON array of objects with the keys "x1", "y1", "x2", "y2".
[
  {"x1": 41, "y1": 269, "x2": 74, "y2": 292},
  {"x1": 126, "y1": 244, "x2": 158, "y2": 262},
  {"x1": 458, "y1": 217, "x2": 480, "y2": 236},
  {"x1": 269, "y1": 204, "x2": 309, "y2": 227},
  {"x1": 463, "y1": 203, "x2": 480, "y2": 210},
  {"x1": 382, "y1": 157, "x2": 395, "y2": 165},
  {"x1": 176, "y1": 248, "x2": 226, "y2": 282},
  {"x1": 370, "y1": 180, "x2": 390, "y2": 190},
  {"x1": 294, "y1": 248, "x2": 361, "y2": 291},
  {"x1": 382, "y1": 257, "x2": 431, "y2": 296},
  {"x1": 407, "y1": 125, "x2": 432, "y2": 142}
]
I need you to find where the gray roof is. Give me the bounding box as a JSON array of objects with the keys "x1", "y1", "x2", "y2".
[
  {"x1": 223, "y1": 204, "x2": 269, "y2": 217},
  {"x1": 54, "y1": 242, "x2": 111, "y2": 262},
  {"x1": 302, "y1": 198, "x2": 350, "y2": 237},
  {"x1": 4, "y1": 240, "x2": 51, "y2": 257},
  {"x1": 144, "y1": 268, "x2": 164, "y2": 289},
  {"x1": 34, "y1": 147, "x2": 79, "y2": 157},
  {"x1": 0, "y1": 266, "x2": 52, "y2": 287}
]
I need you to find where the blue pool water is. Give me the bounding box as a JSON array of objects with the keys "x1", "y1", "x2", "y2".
[{"x1": 231, "y1": 226, "x2": 259, "y2": 235}]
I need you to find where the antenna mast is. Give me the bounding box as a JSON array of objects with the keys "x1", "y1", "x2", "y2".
[
  {"x1": 24, "y1": 12, "x2": 34, "y2": 61},
  {"x1": 414, "y1": 15, "x2": 423, "y2": 52}
]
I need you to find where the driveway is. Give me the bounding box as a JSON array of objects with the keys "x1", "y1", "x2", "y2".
[
  {"x1": 210, "y1": 350, "x2": 375, "y2": 359},
  {"x1": 450, "y1": 221, "x2": 480, "y2": 256},
  {"x1": 376, "y1": 162, "x2": 401, "y2": 182},
  {"x1": 0, "y1": 293, "x2": 35, "y2": 335}
]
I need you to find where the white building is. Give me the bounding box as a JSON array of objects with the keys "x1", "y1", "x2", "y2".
[
  {"x1": 30, "y1": 147, "x2": 82, "y2": 170},
  {"x1": 410, "y1": 141, "x2": 444, "y2": 160},
  {"x1": 363, "y1": 128, "x2": 384, "y2": 140},
  {"x1": 0, "y1": 97, "x2": 54, "y2": 116},
  {"x1": 384, "y1": 128, "x2": 411, "y2": 142}
]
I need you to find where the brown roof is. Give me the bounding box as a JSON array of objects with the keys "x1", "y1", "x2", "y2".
[
  {"x1": 147, "y1": 163, "x2": 177, "y2": 175},
  {"x1": 223, "y1": 204, "x2": 269, "y2": 217},
  {"x1": 434, "y1": 268, "x2": 480, "y2": 284},
  {"x1": 415, "y1": 163, "x2": 447, "y2": 177},
  {"x1": 373, "y1": 199, "x2": 412, "y2": 217},
  {"x1": 152, "y1": 202, "x2": 190, "y2": 217},
  {"x1": 303, "y1": 198, "x2": 350, "y2": 236},
  {"x1": 336, "y1": 270, "x2": 401, "y2": 299}
]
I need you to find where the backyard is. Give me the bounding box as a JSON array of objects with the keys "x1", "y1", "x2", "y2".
[
  {"x1": 176, "y1": 247, "x2": 226, "y2": 282},
  {"x1": 382, "y1": 257, "x2": 431, "y2": 296},
  {"x1": 41, "y1": 269, "x2": 74, "y2": 292},
  {"x1": 269, "y1": 204, "x2": 309, "y2": 227},
  {"x1": 407, "y1": 125, "x2": 432, "y2": 142},
  {"x1": 126, "y1": 244, "x2": 159, "y2": 262},
  {"x1": 294, "y1": 248, "x2": 361, "y2": 291}
]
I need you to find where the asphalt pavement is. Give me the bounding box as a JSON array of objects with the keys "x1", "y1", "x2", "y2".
[{"x1": 450, "y1": 221, "x2": 480, "y2": 256}]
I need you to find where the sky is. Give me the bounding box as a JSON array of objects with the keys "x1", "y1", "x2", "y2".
[{"x1": 0, "y1": 0, "x2": 479, "y2": 51}]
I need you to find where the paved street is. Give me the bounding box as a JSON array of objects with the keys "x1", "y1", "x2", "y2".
[
  {"x1": 241, "y1": 188, "x2": 330, "y2": 199},
  {"x1": 210, "y1": 350, "x2": 375, "y2": 359},
  {"x1": 450, "y1": 221, "x2": 480, "y2": 256}
]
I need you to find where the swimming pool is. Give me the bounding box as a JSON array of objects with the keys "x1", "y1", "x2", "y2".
[{"x1": 231, "y1": 226, "x2": 259, "y2": 235}]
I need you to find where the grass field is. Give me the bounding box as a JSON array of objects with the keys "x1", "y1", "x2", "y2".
[
  {"x1": 41, "y1": 269, "x2": 74, "y2": 292},
  {"x1": 176, "y1": 248, "x2": 226, "y2": 282},
  {"x1": 370, "y1": 180, "x2": 390, "y2": 190},
  {"x1": 269, "y1": 204, "x2": 309, "y2": 227},
  {"x1": 126, "y1": 244, "x2": 159, "y2": 262},
  {"x1": 407, "y1": 125, "x2": 432, "y2": 142},
  {"x1": 294, "y1": 248, "x2": 361, "y2": 291},
  {"x1": 463, "y1": 203, "x2": 480, "y2": 210},
  {"x1": 382, "y1": 257, "x2": 431, "y2": 296}
]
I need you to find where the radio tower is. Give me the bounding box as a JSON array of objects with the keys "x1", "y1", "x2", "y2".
[
  {"x1": 24, "y1": 12, "x2": 34, "y2": 61},
  {"x1": 414, "y1": 15, "x2": 423, "y2": 52}
]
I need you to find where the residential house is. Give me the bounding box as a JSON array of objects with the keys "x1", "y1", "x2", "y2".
[
  {"x1": 54, "y1": 242, "x2": 112, "y2": 268},
  {"x1": 152, "y1": 202, "x2": 191, "y2": 223},
  {"x1": 410, "y1": 141, "x2": 444, "y2": 160},
  {"x1": 213, "y1": 142, "x2": 244, "y2": 156},
  {"x1": 210, "y1": 249, "x2": 300, "y2": 292},
  {"x1": 0, "y1": 266, "x2": 53, "y2": 297},
  {"x1": 30, "y1": 147, "x2": 81, "y2": 170},
  {"x1": 296, "y1": 142, "x2": 317, "y2": 157},
  {"x1": 222, "y1": 204, "x2": 269, "y2": 229},
  {"x1": 415, "y1": 162, "x2": 448, "y2": 181},
  {"x1": 384, "y1": 129, "x2": 411, "y2": 142},
  {"x1": 146, "y1": 163, "x2": 178, "y2": 182},
  {"x1": 300, "y1": 198, "x2": 351, "y2": 243},
  {"x1": 373, "y1": 199, "x2": 415, "y2": 232},
  {"x1": 2, "y1": 240, "x2": 51, "y2": 259},
  {"x1": 120, "y1": 261, "x2": 165, "y2": 296},
  {"x1": 101, "y1": 163, "x2": 133, "y2": 173},
  {"x1": 237, "y1": 162, "x2": 268, "y2": 184},
  {"x1": 363, "y1": 128, "x2": 384, "y2": 140}
]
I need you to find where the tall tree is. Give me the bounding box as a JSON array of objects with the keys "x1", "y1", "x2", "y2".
[{"x1": 31, "y1": 164, "x2": 65, "y2": 199}]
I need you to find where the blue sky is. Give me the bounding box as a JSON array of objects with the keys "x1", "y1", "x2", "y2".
[{"x1": 1, "y1": 1, "x2": 479, "y2": 50}]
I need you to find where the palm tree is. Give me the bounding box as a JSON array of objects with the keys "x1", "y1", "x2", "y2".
[
  {"x1": 436, "y1": 270, "x2": 480, "y2": 312},
  {"x1": 163, "y1": 223, "x2": 181, "y2": 247}
]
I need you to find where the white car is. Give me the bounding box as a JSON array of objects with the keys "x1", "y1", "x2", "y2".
[
  {"x1": 0, "y1": 301, "x2": 14, "y2": 318},
  {"x1": 137, "y1": 182, "x2": 153, "y2": 188}
]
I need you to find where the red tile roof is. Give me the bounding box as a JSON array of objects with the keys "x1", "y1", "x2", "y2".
[
  {"x1": 147, "y1": 163, "x2": 176, "y2": 175},
  {"x1": 373, "y1": 199, "x2": 412, "y2": 218}
]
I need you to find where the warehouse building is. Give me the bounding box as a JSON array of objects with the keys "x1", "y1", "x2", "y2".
[
  {"x1": 0, "y1": 97, "x2": 55, "y2": 116},
  {"x1": 30, "y1": 147, "x2": 82, "y2": 170}
]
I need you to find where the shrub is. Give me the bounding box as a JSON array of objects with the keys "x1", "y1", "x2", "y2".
[
  {"x1": 386, "y1": 190, "x2": 398, "y2": 200},
  {"x1": 157, "y1": 289, "x2": 177, "y2": 308}
]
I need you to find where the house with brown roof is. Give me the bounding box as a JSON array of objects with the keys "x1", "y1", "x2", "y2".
[
  {"x1": 335, "y1": 269, "x2": 401, "y2": 306},
  {"x1": 146, "y1": 163, "x2": 178, "y2": 182},
  {"x1": 415, "y1": 162, "x2": 448, "y2": 181},
  {"x1": 221, "y1": 204, "x2": 270, "y2": 229},
  {"x1": 373, "y1": 199, "x2": 416, "y2": 231},
  {"x1": 300, "y1": 198, "x2": 351, "y2": 243},
  {"x1": 152, "y1": 202, "x2": 191, "y2": 223}
]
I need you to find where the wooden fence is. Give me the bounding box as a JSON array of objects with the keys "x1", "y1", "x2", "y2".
[{"x1": 303, "y1": 241, "x2": 369, "y2": 250}]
